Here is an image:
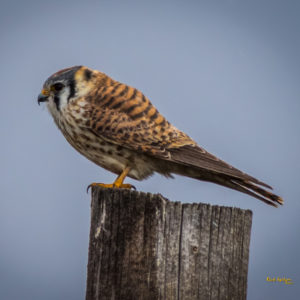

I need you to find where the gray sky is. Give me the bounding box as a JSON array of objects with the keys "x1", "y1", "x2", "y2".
[{"x1": 1, "y1": 0, "x2": 299, "y2": 299}]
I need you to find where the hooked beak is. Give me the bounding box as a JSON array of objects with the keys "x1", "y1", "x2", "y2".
[{"x1": 37, "y1": 89, "x2": 49, "y2": 105}]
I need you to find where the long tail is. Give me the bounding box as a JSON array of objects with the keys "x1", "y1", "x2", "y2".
[
  {"x1": 198, "y1": 174, "x2": 284, "y2": 207},
  {"x1": 165, "y1": 144, "x2": 283, "y2": 207}
]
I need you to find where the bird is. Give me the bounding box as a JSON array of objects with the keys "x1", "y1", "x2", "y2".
[{"x1": 37, "y1": 66, "x2": 283, "y2": 207}]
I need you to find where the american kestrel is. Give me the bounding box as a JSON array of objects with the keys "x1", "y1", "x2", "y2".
[{"x1": 38, "y1": 66, "x2": 283, "y2": 207}]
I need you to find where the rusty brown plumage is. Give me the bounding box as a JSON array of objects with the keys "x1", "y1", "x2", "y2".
[{"x1": 38, "y1": 66, "x2": 283, "y2": 207}]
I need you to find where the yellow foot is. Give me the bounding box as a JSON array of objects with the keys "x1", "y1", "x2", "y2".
[{"x1": 87, "y1": 182, "x2": 136, "y2": 193}]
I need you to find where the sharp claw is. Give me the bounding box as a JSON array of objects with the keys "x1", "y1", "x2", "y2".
[
  {"x1": 86, "y1": 182, "x2": 136, "y2": 192},
  {"x1": 87, "y1": 184, "x2": 92, "y2": 193}
]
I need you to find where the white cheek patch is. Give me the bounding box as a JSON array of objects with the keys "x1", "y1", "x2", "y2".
[
  {"x1": 46, "y1": 87, "x2": 70, "y2": 111},
  {"x1": 46, "y1": 86, "x2": 70, "y2": 121},
  {"x1": 58, "y1": 86, "x2": 71, "y2": 109}
]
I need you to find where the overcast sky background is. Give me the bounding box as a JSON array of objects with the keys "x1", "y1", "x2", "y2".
[{"x1": 1, "y1": 0, "x2": 299, "y2": 299}]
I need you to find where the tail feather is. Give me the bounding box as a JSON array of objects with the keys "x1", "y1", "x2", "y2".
[
  {"x1": 181, "y1": 167, "x2": 284, "y2": 207},
  {"x1": 232, "y1": 179, "x2": 284, "y2": 206},
  {"x1": 218, "y1": 178, "x2": 279, "y2": 207},
  {"x1": 205, "y1": 175, "x2": 283, "y2": 207},
  {"x1": 165, "y1": 144, "x2": 284, "y2": 207}
]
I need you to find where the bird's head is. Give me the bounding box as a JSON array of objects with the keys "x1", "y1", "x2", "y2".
[{"x1": 38, "y1": 66, "x2": 96, "y2": 113}]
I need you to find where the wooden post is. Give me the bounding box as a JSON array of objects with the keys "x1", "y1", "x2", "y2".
[{"x1": 86, "y1": 187, "x2": 252, "y2": 300}]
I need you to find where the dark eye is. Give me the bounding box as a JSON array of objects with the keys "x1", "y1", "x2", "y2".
[{"x1": 51, "y1": 82, "x2": 64, "y2": 92}]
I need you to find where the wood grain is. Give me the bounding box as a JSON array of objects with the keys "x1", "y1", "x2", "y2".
[{"x1": 86, "y1": 188, "x2": 252, "y2": 300}]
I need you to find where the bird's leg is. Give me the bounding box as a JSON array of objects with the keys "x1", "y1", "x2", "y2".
[
  {"x1": 112, "y1": 166, "x2": 134, "y2": 189},
  {"x1": 87, "y1": 167, "x2": 135, "y2": 192}
]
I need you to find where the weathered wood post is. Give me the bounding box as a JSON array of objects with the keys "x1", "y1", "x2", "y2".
[{"x1": 86, "y1": 187, "x2": 252, "y2": 300}]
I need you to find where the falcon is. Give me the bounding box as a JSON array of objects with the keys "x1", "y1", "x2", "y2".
[{"x1": 37, "y1": 66, "x2": 283, "y2": 207}]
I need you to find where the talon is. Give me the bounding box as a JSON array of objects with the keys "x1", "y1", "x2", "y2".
[
  {"x1": 87, "y1": 183, "x2": 114, "y2": 192},
  {"x1": 87, "y1": 184, "x2": 92, "y2": 193},
  {"x1": 87, "y1": 167, "x2": 135, "y2": 192},
  {"x1": 114, "y1": 183, "x2": 136, "y2": 190},
  {"x1": 87, "y1": 182, "x2": 135, "y2": 191}
]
